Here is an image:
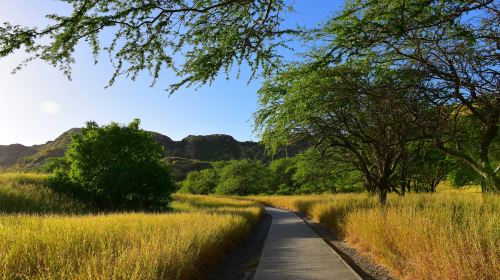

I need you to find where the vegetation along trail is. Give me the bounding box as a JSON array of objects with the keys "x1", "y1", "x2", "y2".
[
  {"x1": 251, "y1": 194, "x2": 500, "y2": 280},
  {"x1": 254, "y1": 207, "x2": 361, "y2": 280}
]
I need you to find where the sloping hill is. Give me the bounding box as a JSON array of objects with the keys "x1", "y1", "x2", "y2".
[
  {"x1": 0, "y1": 144, "x2": 37, "y2": 169},
  {"x1": 13, "y1": 128, "x2": 81, "y2": 170},
  {"x1": 0, "y1": 129, "x2": 305, "y2": 178}
]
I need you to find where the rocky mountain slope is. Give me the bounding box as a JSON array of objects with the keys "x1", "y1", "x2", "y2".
[{"x1": 0, "y1": 128, "x2": 304, "y2": 179}]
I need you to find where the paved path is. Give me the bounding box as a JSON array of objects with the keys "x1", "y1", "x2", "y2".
[{"x1": 254, "y1": 207, "x2": 361, "y2": 280}]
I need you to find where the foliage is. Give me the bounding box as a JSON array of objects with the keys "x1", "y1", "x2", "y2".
[
  {"x1": 0, "y1": 0, "x2": 293, "y2": 92},
  {"x1": 440, "y1": 114, "x2": 499, "y2": 191},
  {"x1": 215, "y1": 159, "x2": 272, "y2": 195},
  {"x1": 181, "y1": 151, "x2": 366, "y2": 195},
  {"x1": 0, "y1": 194, "x2": 262, "y2": 280},
  {"x1": 402, "y1": 143, "x2": 454, "y2": 193},
  {"x1": 255, "y1": 62, "x2": 425, "y2": 203},
  {"x1": 448, "y1": 162, "x2": 481, "y2": 188},
  {"x1": 324, "y1": 0, "x2": 499, "y2": 191},
  {"x1": 268, "y1": 157, "x2": 296, "y2": 194},
  {"x1": 293, "y1": 149, "x2": 362, "y2": 194},
  {"x1": 52, "y1": 119, "x2": 174, "y2": 210},
  {"x1": 39, "y1": 157, "x2": 68, "y2": 173},
  {"x1": 180, "y1": 168, "x2": 219, "y2": 194},
  {"x1": 249, "y1": 193, "x2": 500, "y2": 280}
]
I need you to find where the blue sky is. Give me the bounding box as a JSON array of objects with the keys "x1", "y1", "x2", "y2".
[{"x1": 0, "y1": 0, "x2": 343, "y2": 145}]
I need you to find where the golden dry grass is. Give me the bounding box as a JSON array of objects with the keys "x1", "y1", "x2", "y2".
[
  {"x1": 0, "y1": 172, "x2": 87, "y2": 213},
  {"x1": 436, "y1": 180, "x2": 482, "y2": 193},
  {"x1": 249, "y1": 193, "x2": 500, "y2": 280},
  {"x1": 0, "y1": 174, "x2": 263, "y2": 280}
]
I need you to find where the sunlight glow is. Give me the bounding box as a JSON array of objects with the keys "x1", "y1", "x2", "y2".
[{"x1": 39, "y1": 101, "x2": 60, "y2": 114}]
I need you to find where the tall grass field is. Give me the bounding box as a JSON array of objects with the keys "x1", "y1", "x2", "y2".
[
  {"x1": 0, "y1": 172, "x2": 88, "y2": 213},
  {"x1": 0, "y1": 173, "x2": 262, "y2": 280},
  {"x1": 249, "y1": 193, "x2": 500, "y2": 280}
]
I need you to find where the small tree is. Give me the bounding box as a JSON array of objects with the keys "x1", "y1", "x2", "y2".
[
  {"x1": 406, "y1": 144, "x2": 453, "y2": 193},
  {"x1": 215, "y1": 160, "x2": 271, "y2": 195},
  {"x1": 180, "y1": 168, "x2": 219, "y2": 194},
  {"x1": 448, "y1": 162, "x2": 481, "y2": 188},
  {"x1": 52, "y1": 119, "x2": 174, "y2": 210}
]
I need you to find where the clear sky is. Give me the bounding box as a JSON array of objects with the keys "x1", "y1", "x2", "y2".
[{"x1": 0, "y1": 0, "x2": 343, "y2": 145}]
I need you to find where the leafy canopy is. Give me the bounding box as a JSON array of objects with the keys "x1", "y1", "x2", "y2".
[
  {"x1": 255, "y1": 61, "x2": 427, "y2": 203},
  {"x1": 323, "y1": 0, "x2": 499, "y2": 191},
  {"x1": 0, "y1": 0, "x2": 292, "y2": 92}
]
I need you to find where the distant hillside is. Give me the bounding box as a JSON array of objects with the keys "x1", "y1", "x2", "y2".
[
  {"x1": 0, "y1": 128, "x2": 305, "y2": 179},
  {"x1": 0, "y1": 144, "x2": 37, "y2": 169},
  {"x1": 151, "y1": 133, "x2": 268, "y2": 161},
  {"x1": 13, "y1": 128, "x2": 81, "y2": 170}
]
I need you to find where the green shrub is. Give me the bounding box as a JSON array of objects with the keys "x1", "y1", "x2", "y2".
[
  {"x1": 448, "y1": 163, "x2": 481, "y2": 187},
  {"x1": 180, "y1": 168, "x2": 219, "y2": 194},
  {"x1": 268, "y1": 157, "x2": 297, "y2": 193},
  {"x1": 52, "y1": 119, "x2": 174, "y2": 210},
  {"x1": 215, "y1": 160, "x2": 271, "y2": 195}
]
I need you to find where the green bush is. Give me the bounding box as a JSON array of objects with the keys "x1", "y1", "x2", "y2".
[
  {"x1": 268, "y1": 157, "x2": 297, "y2": 193},
  {"x1": 180, "y1": 168, "x2": 219, "y2": 194},
  {"x1": 448, "y1": 163, "x2": 480, "y2": 187},
  {"x1": 51, "y1": 119, "x2": 174, "y2": 210},
  {"x1": 215, "y1": 160, "x2": 272, "y2": 195}
]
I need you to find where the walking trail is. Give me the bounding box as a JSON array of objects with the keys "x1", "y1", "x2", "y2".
[{"x1": 254, "y1": 207, "x2": 361, "y2": 280}]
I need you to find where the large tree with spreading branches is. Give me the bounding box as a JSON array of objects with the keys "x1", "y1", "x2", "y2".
[
  {"x1": 322, "y1": 0, "x2": 499, "y2": 191},
  {"x1": 255, "y1": 62, "x2": 428, "y2": 203}
]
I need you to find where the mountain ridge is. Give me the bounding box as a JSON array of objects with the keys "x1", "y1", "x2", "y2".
[{"x1": 0, "y1": 128, "x2": 304, "y2": 179}]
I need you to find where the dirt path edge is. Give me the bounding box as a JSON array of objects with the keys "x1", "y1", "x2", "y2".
[{"x1": 208, "y1": 212, "x2": 273, "y2": 280}]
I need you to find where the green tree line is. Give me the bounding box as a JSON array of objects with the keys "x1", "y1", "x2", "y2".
[{"x1": 179, "y1": 147, "x2": 484, "y2": 196}]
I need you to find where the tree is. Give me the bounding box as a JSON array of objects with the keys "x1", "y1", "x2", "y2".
[
  {"x1": 268, "y1": 157, "x2": 297, "y2": 194},
  {"x1": 255, "y1": 62, "x2": 425, "y2": 203},
  {"x1": 405, "y1": 143, "x2": 454, "y2": 193},
  {"x1": 448, "y1": 161, "x2": 481, "y2": 188},
  {"x1": 292, "y1": 148, "x2": 362, "y2": 194},
  {"x1": 52, "y1": 119, "x2": 174, "y2": 210},
  {"x1": 215, "y1": 159, "x2": 271, "y2": 195},
  {"x1": 180, "y1": 168, "x2": 219, "y2": 194},
  {"x1": 324, "y1": 0, "x2": 499, "y2": 191},
  {"x1": 0, "y1": 0, "x2": 292, "y2": 92}
]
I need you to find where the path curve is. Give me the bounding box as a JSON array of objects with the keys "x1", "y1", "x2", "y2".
[{"x1": 254, "y1": 207, "x2": 361, "y2": 280}]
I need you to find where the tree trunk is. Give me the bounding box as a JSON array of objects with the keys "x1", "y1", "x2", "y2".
[
  {"x1": 481, "y1": 168, "x2": 499, "y2": 193},
  {"x1": 378, "y1": 188, "x2": 388, "y2": 205}
]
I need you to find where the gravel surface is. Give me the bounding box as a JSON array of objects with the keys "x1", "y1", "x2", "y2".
[
  {"x1": 295, "y1": 211, "x2": 395, "y2": 280},
  {"x1": 208, "y1": 213, "x2": 272, "y2": 280}
]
